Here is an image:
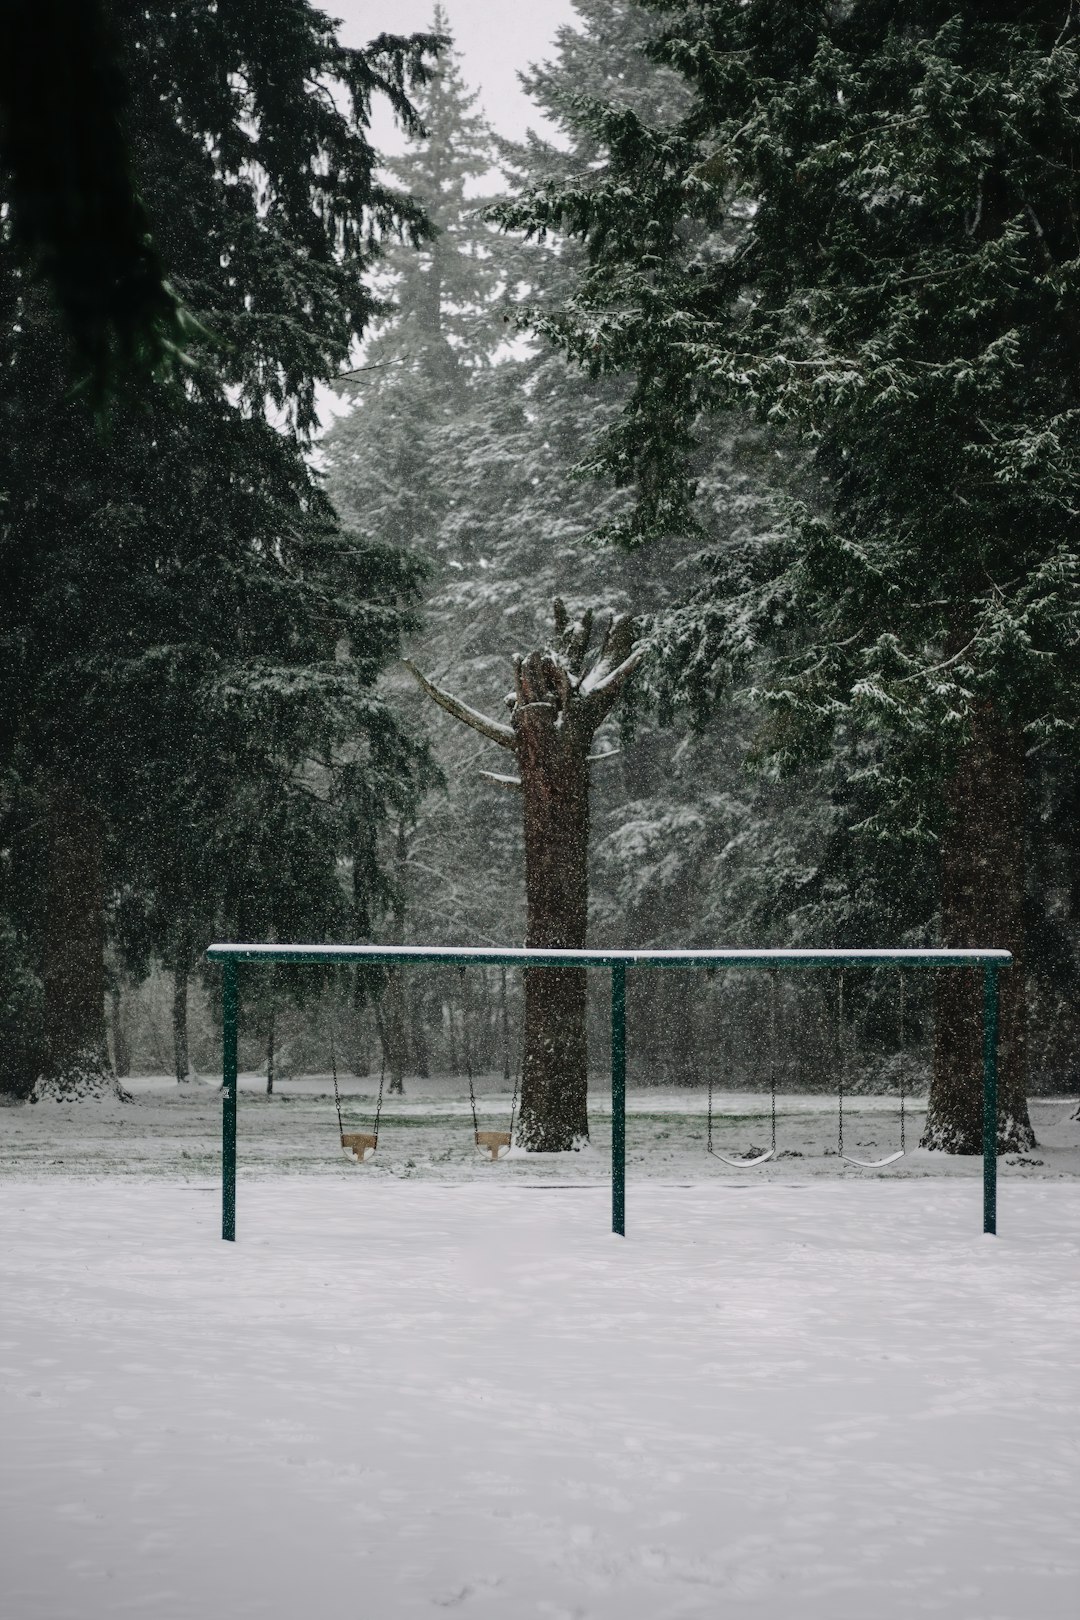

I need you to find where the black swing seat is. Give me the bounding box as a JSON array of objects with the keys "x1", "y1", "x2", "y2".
[
  {"x1": 475, "y1": 1130, "x2": 512, "y2": 1161},
  {"x1": 841, "y1": 1148, "x2": 905, "y2": 1169},
  {"x1": 341, "y1": 1131, "x2": 377, "y2": 1162},
  {"x1": 711, "y1": 1147, "x2": 775, "y2": 1168}
]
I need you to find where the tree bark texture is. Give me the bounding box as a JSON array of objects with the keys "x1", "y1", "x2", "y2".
[
  {"x1": 517, "y1": 690, "x2": 591, "y2": 1149},
  {"x1": 33, "y1": 777, "x2": 121, "y2": 1100},
  {"x1": 923, "y1": 709, "x2": 1036, "y2": 1153},
  {"x1": 406, "y1": 603, "x2": 644, "y2": 1152}
]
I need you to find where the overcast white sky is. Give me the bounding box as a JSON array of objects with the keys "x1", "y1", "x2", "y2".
[{"x1": 330, "y1": 1, "x2": 579, "y2": 144}]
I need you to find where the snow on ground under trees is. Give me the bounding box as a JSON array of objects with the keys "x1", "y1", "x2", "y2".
[{"x1": 2, "y1": 1082, "x2": 1078, "y2": 1618}]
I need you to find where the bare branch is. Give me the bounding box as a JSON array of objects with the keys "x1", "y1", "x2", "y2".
[
  {"x1": 580, "y1": 638, "x2": 649, "y2": 731},
  {"x1": 480, "y1": 770, "x2": 524, "y2": 791},
  {"x1": 581, "y1": 613, "x2": 638, "y2": 697},
  {"x1": 403, "y1": 660, "x2": 516, "y2": 750},
  {"x1": 566, "y1": 608, "x2": 594, "y2": 674},
  {"x1": 587, "y1": 643, "x2": 648, "y2": 701}
]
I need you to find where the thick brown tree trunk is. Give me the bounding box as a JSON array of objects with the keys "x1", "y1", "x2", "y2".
[
  {"x1": 517, "y1": 709, "x2": 590, "y2": 1150},
  {"x1": 33, "y1": 777, "x2": 121, "y2": 1101},
  {"x1": 923, "y1": 708, "x2": 1036, "y2": 1153}
]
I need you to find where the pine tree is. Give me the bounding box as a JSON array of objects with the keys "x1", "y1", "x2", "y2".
[
  {"x1": 0, "y1": 0, "x2": 186, "y2": 396},
  {"x1": 498, "y1": 0, "x2": 1080, "y2": 1151},
  {"x1": 323, "y1": 0, "x2": 825, "y2": 1100},
  {"x1": 0, "y1": 3, "x2": 439, "y2": 1099}
]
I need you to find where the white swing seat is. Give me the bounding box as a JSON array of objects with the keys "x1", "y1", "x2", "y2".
[
  {"x1": 841, "y1": 1149, "x2": 905, "y2": 1169},
  {"x1": 475, "y1": 1130, "x2": 512, "y2": 1161},
  {"x1": 712, "y1": 1147, "x2": 775, "y2": 1168},
  {"x1": 341, "y1": 1131, "x2": 377, "y2": 1162}
]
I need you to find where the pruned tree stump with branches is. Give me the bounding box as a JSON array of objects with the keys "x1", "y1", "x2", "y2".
[{"x1": 406, "y1": 599, "x2": 645, "y2": 1150}]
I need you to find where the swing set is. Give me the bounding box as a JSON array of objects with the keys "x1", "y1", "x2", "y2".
[
  {"x1": 329, "y1": 967, "x2": 519, "y2": 1163},
  {"x1": 206, "y1": 944, "x2": 1009, "y2": 1242},
  {"x1": 706, "y1": 968, "x2": 909, "y2": 1169}
]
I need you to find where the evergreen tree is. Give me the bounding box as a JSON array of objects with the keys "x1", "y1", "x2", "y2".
[
  {"x1": 322, "y1": 12, "x2": 520, "y2": 1082},
  {"x1": 0, "y1": 0, "x2": 187, "y2": 397},
  {"x1": 0, "y1": 2, "x2": 439, "y2": 1098},
  {"x1": 325, "y1": 0, "x2": 829, "y2": 1096},
  {"x1": 498, "y1": 0, "x2": 1080, "y2": 1150}
]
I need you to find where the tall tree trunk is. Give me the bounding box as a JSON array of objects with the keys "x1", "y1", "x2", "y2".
[
  {"x1": 380, "y1": 978, "x2": 407, "y2": 1093},
  {"x1": 923, "y1": 709, "x2": 1036, "y2": 1153},
  {"x1": 173, "y1": 944, "x2": 191, "y2": 1084},
  {"x1": 517, "y1": 713, "x2": 590, "y2": 1150},
  {"x1": 265, "y1": 1002, "x2": 275, "y2": 1097},
  {"x1": 379, "y1": 818, "x2": 409, "y2": 1095},
  {"x1": 33, "y1": 777, "x2": 121, "y2": 1100}
]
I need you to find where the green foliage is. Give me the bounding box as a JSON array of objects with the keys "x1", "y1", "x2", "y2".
[
  {"x1": 501, "y1": 1, "x2": 1080, "y2": 781},
  {"x1": 0, "y1": 0, "x2": 187, "y2": 400},
  {"x1": 0, "y1": 3, "x2": 442, "y2": 1026}
]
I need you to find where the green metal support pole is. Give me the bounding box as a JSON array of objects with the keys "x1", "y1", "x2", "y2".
[
  {"x1": 611, "y1": 963, "x2": 626, "y2": 1237},
  {"x1": 222, "y1": 960, "x2": 238, "y2": 1242},
  {"x1": 982, "y1": 964, "x2": 999, "y2": 1236}
]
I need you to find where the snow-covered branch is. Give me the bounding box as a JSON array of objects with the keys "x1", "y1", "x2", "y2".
[
  {"x1": 480, "y1": 769, "x2": 524, "y2": 791},
  {"x1": 403, "y1": 660, "x2": 516, "y2": 750}
]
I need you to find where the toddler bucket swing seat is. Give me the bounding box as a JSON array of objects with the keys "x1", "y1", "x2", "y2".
[
  {"x1": 332, "y1": 1036, "x2": 383, "y2": 1163},
  {"x1": 462, "y1": 970, "x2": 518, "y2": 1159}
]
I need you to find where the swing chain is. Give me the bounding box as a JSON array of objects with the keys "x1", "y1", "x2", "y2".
[
  {"x1": 373, "y1": 1053, "x2": 386, "y2": 1143},
  {"x1": 331, "y1": 1028, "x2": 345, "y2": 1139},
  {"x1": 898, "y1": 972, "x2": 906, "y2": 1155}
]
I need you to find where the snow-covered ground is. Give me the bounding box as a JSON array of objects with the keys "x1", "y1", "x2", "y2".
[
  {"x1": 2, "y1": 1086, "x2": 1078, "y2": 1618},
  {"x1": 3, "y1": 1073, "x2": 1078, "y2": 1182}
]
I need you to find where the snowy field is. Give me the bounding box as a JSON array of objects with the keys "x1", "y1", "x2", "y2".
[
  {"x1": 2, "y1": 1086, "x2": 1079, "y2": 1618},
  {"x1": 2, "y1": 1073, "x2": 1079, "y2": 1182}
]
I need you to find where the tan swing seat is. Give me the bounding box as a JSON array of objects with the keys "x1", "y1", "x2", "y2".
[
  {"x1": 341, "y1": 1131, "x2": 377, "y2": 1162},
  {"x1": 475, "y1": 1130, "x2": 512, "y2": 1161}
]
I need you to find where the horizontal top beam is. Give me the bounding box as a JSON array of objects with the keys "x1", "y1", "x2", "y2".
[{"x1": 206, "y1": 943, "x2": 1011, "y2": 970}]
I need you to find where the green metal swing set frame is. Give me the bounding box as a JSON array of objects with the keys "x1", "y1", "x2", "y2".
[{"x1": 206, "y1": 944, "x2": 1011, "y2": 1243}]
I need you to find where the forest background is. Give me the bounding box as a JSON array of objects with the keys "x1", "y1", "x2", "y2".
[{"x1": 2, "y1": 1, "x2": 1078, "y2": 1152}]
